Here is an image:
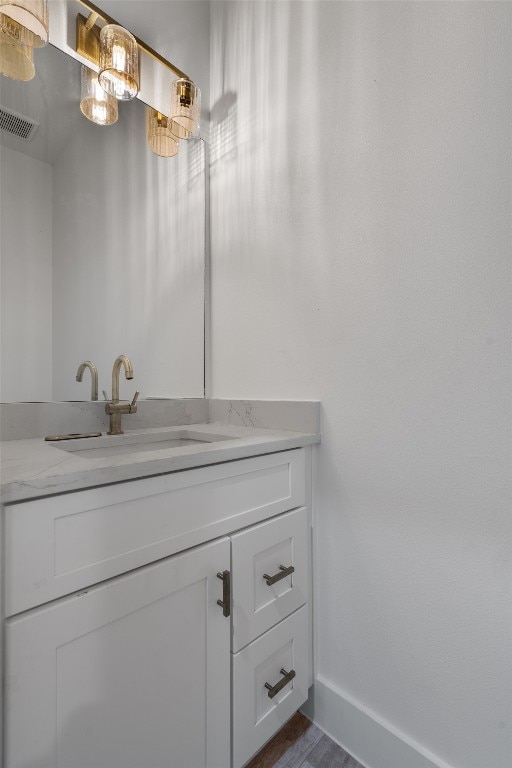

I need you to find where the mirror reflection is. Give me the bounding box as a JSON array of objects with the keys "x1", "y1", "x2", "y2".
[{"x1": 0, "y1": 43, "x2": 205, "y2": 403}]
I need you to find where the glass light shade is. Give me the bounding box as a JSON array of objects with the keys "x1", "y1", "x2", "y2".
[
  {"x1": 0, "y1": 14, "x2": 34, "y2": 80},
  {"x1": 146, "y1": 107, "x2": 179, "y2": 157},
  {"x1": 169, "y1": 78, "x2": 200, "y2": 134},
  {"x1": 0, "y1": 0, "x2": 48, "y2": 47},
  {"x1": 169, "y1": 119, "x2": 190, "y2": 140},
  {"x1": 80, "y1": 65, "x2": 118, "y2": 126},
  {"x1": 98, "y1": 24, "x2": 139, "y2": 101}
]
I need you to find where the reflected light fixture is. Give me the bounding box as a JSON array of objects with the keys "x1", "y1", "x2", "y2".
[
  {"x1": 0, "y1": 0, "x2": 48, "y2": 81},
  {"x1": 98, "y1": 23, "x2": 139, "y2": 101},
  {"x1": 146, "y1": 107, "x2": 179, "y2": 157},
  {"x1": 0, "y1": 0, "x2": 48, "y2": 47},
  {"x1": 0, "y1": 13, "x2": 34, "y2": 80},
  {"x1": 1, "y1": 0, "x2": 202, "y2": 156},
  {"x1": 170, "y1": 78, "x2": 201, "y2": 134},
  {"x1": 80, "y1": 64, "x2": 118, "y2": 126}
]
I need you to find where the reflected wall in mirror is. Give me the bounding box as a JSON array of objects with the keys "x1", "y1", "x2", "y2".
[{"x1": 0, "y1": 43, "x2": 205, "y2": 403}]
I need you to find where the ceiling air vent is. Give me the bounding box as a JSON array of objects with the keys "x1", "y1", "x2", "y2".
[{"x1": 0, "y1": 105, "x2": 39, "y2": 141}]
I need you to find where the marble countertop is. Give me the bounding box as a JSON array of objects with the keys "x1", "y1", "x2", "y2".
[{"x1": 0, "y1": 423, "x2": 320, "y2": 504}]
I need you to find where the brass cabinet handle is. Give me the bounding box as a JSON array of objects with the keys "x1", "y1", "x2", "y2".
[
  {"x1": 263, "y1": 564, "x2": 295, "y2": 586},
  {"x1": 216, "y1": 570, "x2": 231, "y2": 617},
  {"x1": 264, "y1": 668, "x2": 296, "y2": 699}
]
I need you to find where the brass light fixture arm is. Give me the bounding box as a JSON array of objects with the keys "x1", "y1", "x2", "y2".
[{"x1": 77, "y1": 0, "x2": 190, "y2": 80}]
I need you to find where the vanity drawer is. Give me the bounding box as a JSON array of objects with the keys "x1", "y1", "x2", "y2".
[
  {"x1": 231, "y1": 507, "x2": 308, "y2": 652},
  {"x1": 232, "y1": 605, "x2": 309, "y2": 768},
  {"x1": 4, "y1": 449, "x2": 305, "y2": 616}
]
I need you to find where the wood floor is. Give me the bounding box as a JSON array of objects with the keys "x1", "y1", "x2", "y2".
[{"x1": 246, "y1": 712, "x2": 364, "y2": 768}]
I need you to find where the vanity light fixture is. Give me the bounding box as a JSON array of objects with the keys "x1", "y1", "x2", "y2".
[
  {"x1": 98, "y1": 23, "x2": 139, "y2": 101},
  {"x1": 146, "y1": 107, "x2": 179, "y2": 157},
  {"x1": 80, "y1": 64, "x2": 118, "y2": 125},
  {"x1": 0, "y1": 0, "x2": 48, "y2": 81},
  {"x1": 76, "y1": 0, "x2": 201, "y2": 151}
]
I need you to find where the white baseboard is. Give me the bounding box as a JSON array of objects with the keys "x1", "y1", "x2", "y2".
[{"x1": 301, "y1": 675, "x2": 455, "y2": 768}]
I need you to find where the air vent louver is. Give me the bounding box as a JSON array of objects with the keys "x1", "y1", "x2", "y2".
[{"x1": 0, "y1": 106, "x2": 39, "y2": 141}]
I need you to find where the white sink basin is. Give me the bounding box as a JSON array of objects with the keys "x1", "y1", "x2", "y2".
[{"x1": 51, "y1": 429, "x2": 234, "y2": 460}]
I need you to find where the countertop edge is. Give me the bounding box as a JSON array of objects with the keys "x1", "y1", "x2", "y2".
[{"x1": 1, "y1": 427, "x2": 320, "y2": 504}]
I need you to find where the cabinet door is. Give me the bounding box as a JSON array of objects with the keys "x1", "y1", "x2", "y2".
[{"x1": 4, "y1": 538, "x2": 231, "y2": 768}]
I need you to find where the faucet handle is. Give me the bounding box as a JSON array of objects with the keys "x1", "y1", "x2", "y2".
[{"x1": 129, "y1": 391, "x2": 140, "y2": 412}]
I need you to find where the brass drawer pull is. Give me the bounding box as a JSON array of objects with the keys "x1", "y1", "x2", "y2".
[
  {"x1": 264, "y1": 668, "x2": 296, "y2": 699},
  {"x1": 263, "y1": 564, "x2": 295, "y2": 586},
  {"x1": 216, "y1": 570, "x2": 231, "y2": 617}
]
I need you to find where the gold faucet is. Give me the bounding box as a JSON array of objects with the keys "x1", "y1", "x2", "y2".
[
  {"x1": 76, "y1": 360, "x2": 98, "y2": 401},
  {"x1": 105, "y1": 355, "x2": 139, "y2": 435}
]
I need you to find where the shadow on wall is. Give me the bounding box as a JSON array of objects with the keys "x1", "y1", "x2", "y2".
[
  {"x1": 208, "y1": 0, "x2": 332, "y2": 296},
  {"x1": 210, "y1": 90, "x2": 238, "y2": 169},
  {"x1": 187, "y1": 136, "x2": 206, "y2": 191}
]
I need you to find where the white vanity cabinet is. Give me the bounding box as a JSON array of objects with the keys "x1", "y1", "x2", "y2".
[{"x1": 1, "y1": 448, "x2": 311, "y2": 768}]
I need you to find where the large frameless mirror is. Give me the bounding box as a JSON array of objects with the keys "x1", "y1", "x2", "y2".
[{"x1": 0, "y1": 42, "x2": 205, "y2": 402}]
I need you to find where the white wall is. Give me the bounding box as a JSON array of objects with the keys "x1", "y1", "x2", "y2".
[
  {"x1": 0, "y1": 146, "x2": 53, "y2": 401},
  {"x1": 209, "y1": 3, "x2": 512, "y2": 768}
]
